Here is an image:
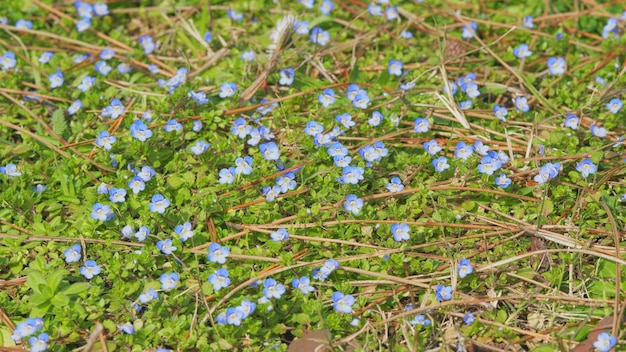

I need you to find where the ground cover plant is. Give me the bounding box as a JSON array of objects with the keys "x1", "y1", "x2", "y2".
[{"x1": 0, "y1": 0, "x2": 626, "y2": 351}]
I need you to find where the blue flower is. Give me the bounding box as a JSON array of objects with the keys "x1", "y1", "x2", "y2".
[
  {"x1": 513, "y1": 44, "x2": 532, "y2": 59},
  {"x1": 388, "y1": 60, "x2": 403, "y2": 76},
  {"x1": 299, "y1": 0, "x2": 314, "y2": 8},
  {"x1": 547, "y1": 57, "x2": 566, "y2": 75},
  {"x1": 76, "y1": 17, "x2": 91, "y2": 32},
  {"x1": 320, "y1": 0, "x2": 334, "y2": 15},
  {"x1": 462, "y1": 22, "x2": 477, "y2": 39},
  {"x1": 353, "y1": 92, "x2": 370, "y2": 109},
  {"x1": 192, "y1": 120, "x2": 203, "y2": 132},
  {"x1": 1, "y1": 52, "x2": 17, "y2": 71},
  {"x1": 225, "y1": 307, "x2": 244, "y2": 326},
  {"x1": 218, "y1": 167, "x2": 236, "y2": 184},
  {"x1": 227, "y1": 9, "x2": 243, "y2": 21},
  {"x1": 459, "y1": 100, "x2": 473, "y2": 110},
  {"x1": 136, "y1": 166, "x2": 155, "y2": 182},
  {"x1": 75, "y1": 2, "x2": 93, "y2": 17},
  {"x1": 138, "y1": 288, "x2": 158, "y2": 303},
  {"x1": 523, "y1": 15, "x2": 534, "y2": 29},
  {"x1": 101, "y1": 98, "x2": 125, "y2": 119},
  {"x1": 108, "y1": 187, "x2": 126, "y2": 203},
  {"x1": 149, "y1": 194, "x2": 170, "y2": 214},
  {"x1": 236, "y1": 300, "x2": 256, "y2": 319},
  {"x1": 332, "y1": 292, "x2": 355, "y2": 313},
  {"x1": 564, "y1": 114, "x2": 579, "y2": 130},
  {"x1": 346, "y1": 84, "x2": 361, "y2": 101},
  {"x1": 160, "y1": 272, "x2": 179, "y2": 290},
  {"x1": 64, "y1": 244, "x2": 82, "y2": 263},
  {"x1": 93, "y1": 3, "x2": 109, "y2": 16},
  {"x1": 279, "y1": 68, "x2": 294, "y2": 86},
  {"x1": 90, "y1": 203, "x2": 113, "y2": 221},
  {"x1": 606, "y1": 98, "x2": 623, "y2": 114},
  {"x1": 493, "y1": 105, "x2": 508, "y2": 122},
  {"x1": 514, "y1": 96, "x2": 530, "y2": 112},
  {"x1": 15, "y1": 19, "x2": 33, "y2": 29},
  {"x1": 401, "y1": 30, "x2": 413, "y2": 39},
  {"x1": 386, "y1": 176, "x2": 404, "y2": 193},
  {"x1": 231, "y1": 117, "x2": 251, "y2": 139},
  {"x1": 117, "y1": 63, "x2": 131, "y2": 74},
  {"x1": 263, "y1": 185, "x2": 282, "y2": 202},
  {"x1": 409, "y1": 314, "x2": 431, "y2": 326},
  {"x1": 163, "y1": 119, "x2": 182, "y2": 132},
  {"x1": 259, "y1": 142, "x2": 280, "y2": 161},
  {"x1": 263, "y1": 278, "x2": 286, "y2": 299},
  {"x1": 208, "y1": 268, "x2": 231, "y2": 291},
  {"x1": 457, "y1": 258, "x2": 473, "y2": 278},
  {"x1": 95, "y1": 131, "x2": 116, "y2": 150},
  {"x1": 328, "y1": 142, "x2": 348, "y2": 157},
  {"x1": 313, "y1": 259, "x2": 340, "y2": 281},
  {"x1": 435, "y1": 284, "x2": 453, "y2": 301},
  {"x1": 400, "y1": 82, "x2": 416, "y2": 91},
  {"x1": 335, "y1": 113, "x2": 355, "y2": 129},
  {"x1": 534, "y1": 162, "x2": 561, "y2": 185},
  {"x1": 219, "y1": 82, "x2": 237, "y2": 98},
  {"x1": 462, "y1": 82, "x2": 480, "y2": 98},
  {"x1": 135, "y1": 226, "x2": 150, "y2": 242},
  {"x1": 310, "y1": 27, "x2": 330, "y2": 46},
  {"x1": 385, "y1": 6, "x2": 399, "y2": 20},
  {"x1": 340, "y1": 166, "x2": 364, "y2": 184},
  {"x1": 432, "y1": 156, "x2": 450, "y2": 173},
  {"x1": 11, "y1": 318, "x2": 43, "y2": 342},
  {"x1": 594, "y1": 332, "x2": 617, "y2": 352},
  {"x1": 80, "y1": 260, "x2": 102, "y2": 279},
  {"x1": 67, "y1": 99, "x2": 83, "y2": 115},
  {"x1": 423, "y1": 140, "x2": 442, "y2": 155},
  {"x1": 270, "y1": 228, "x2": 290, "y2": 242},
  {"x1": 38, "y1": 52, "x2": 53, "y2": 64},
  {"x1": 294, "y1": 20, "x2": 309, "y2": 35},
  {"x1": 0, "y1": 163, "x2": 21, "y2": 177},
  {"x1": 241, "y1": 50, "x2": 256, "y2": 62},
  {"x1": 119, "y1": 323, "x2": 134, "y2": 335},
  {"x1": 139, "y1": 35, "x2": 156, "y2": 55},
  {"x1": 495, "y1": 173, "x2": 512, "y2": 188},
  {"x1": 175, "y1": 222, "x2": 194, "y2": 242},
  {"x1": 77, "y1": 76, "x2": 96, "y2": 92},
  {"x1": 454, "y1": 142, "x2": 474, "y2": 160},
  {"x1": 94, "y1": 60, "x2": 111, "y2": 75},
  {"x1": 190, "y1": 140, "x2": 210, "y2": 155},
  {"x1": 344, "y1": 194, "x2": 364, "y2": 215},
  {"x1": 276, "y1": 172, "x2": 297, "y2": 193},
  {"x1": 602, "y1": 18, "x2": 619, "y2": 39},
  {"x1": 33, "y1": 184, "x2": 47, "y2": 193},
  {"x1": 234, "y1": 156, "x2": 253, "y2": 175},
  {"x1": 576, "y1": 158, "x2": 597, "y2": 178},
  {"x1": 318, "y1": 88, "x2": 336, "y2": 107},
  {"x1": 334, "y1": 155, "x2": 352, "y2": 167},
  {"x1": 292, "y1": 276, "x2": 315, "y2": 295},
  {"x1": 463, "y1": 312, "x2": 475, "y2": 325},
  {"x1": 368, "y1": 4, "x2": 383, "y2": 16},
  {"x1": 413, "y1": 118, "x2": 430, "y2": 133},
  {"x1": 28, "y1": 333, "x2": 49, "y2": 352},
  {"x1": 369, "y1": 111, "x2": 383, "y2": 126},
  {"x1": 188, "y1": 90, "x2": 208, "y2": 105},
  {"x1": 591, "y1": 124, "x2": 607, "y2": 138},
  {"x1": 391, "y1": 223, "x2": 410, "y2": 242},
  {"x1": 208, "y1": 243, "x2": 230, "y2": 264},
  {"x1": 203, "y1": 31, "x2": 212, "y2": 42},
  {"x1": 156, "y1": 238, "x2": 177, "y2": 255},
  {"x1": 48, "y1": 70, "x2": 64, "y2": 89}
]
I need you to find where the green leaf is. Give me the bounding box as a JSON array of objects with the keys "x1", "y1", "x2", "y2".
[
  {"x1": 47, "y1": 269, "x2": 68, "y2": 293},
  {"x1": 51, "y1": 108, "x2": 68, "y2": 138},
  {"x1": 51, "y1": 293, "x2": 70, "y2": 307},
  {"x1": 62, "y1": 282, "x2": 91, "y2": 295},
  {"x1": 26, "y1": 269, "x2": 46, "y2": 294}
]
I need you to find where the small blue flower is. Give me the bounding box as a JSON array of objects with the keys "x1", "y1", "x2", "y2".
[
  {"x1": 388, "y1": 59, "x2": 403, "y2": 76},
  {"x1": 219, "y1": 82, "x2": 237, "y2": 98},
  {"x1": 67, "y1": 99, "x2": 83, "y2": 115},
  {"x1": 95, "y1": 131, "x2": 116, "y2": 150},
  {"x1": 353, "y1": 92, "x2": 370, "y2": 109},
  {"x1": 292, "y1": 276, "x2": 315, "y2": 295},
  {"x1": 77, "y1": 76, "x2": 96, "y2": 92},
  {"x1": 1, "y1": 52, "x2": 17, "y2": 71},
  {"x1": 341, "y1": 166, "x2": 364, "y2": 184},
  {"x1": 328, "y1": 142, "x2": 348, "y2": 157},
  {"x1": 28, "y1": 333, "x2": 49, "y2": 352},
  {"x1": 0, "y1": 163, "x2": 21, "y2": 177},
  {"x1": 319, "y1": 0, "x2": 334, "y2": 15},
  {"x1": 11, "y1": 318, "x2": 43, "y2": 342},
  {"x1": 602, "y1": 18, "x2": 619, "y2": 39},
  {"x1": 432, "y1": 156, "x2": 450, "y2": 173},
  {"x1": 279, "y1": 68, "x2": 295, "y2": 86},
  {"x1": 368, "y1": 4, "x2": 382, "y2": 16},
  {"x1": 263, "y1": 278, "x2": 286, "y2": 299},
  {"x1": 344, "y1": 194, "x2": 364, "y2": 215},
  {"x1": 80, "y1": 260, "x2": 102, "y2": 279},
  {"x1": 108, "y1": 187, "x2": 126, "y2": 203},
  {"x1": 576, "y1": 158, "x2": 597, "y2": 178},
  {"x1": 495, "y1": 173, "x2": 512, "y2": 188},
  {"x1": 435, "y1": 284, "x2": 453, "y2": 301},
  {"x1": 594, "y1": 332, "x2": 617, "y2": 352},
  {"x1": 534, "y1": 162, "x2": 561, "y2": 185},
  {"x1": 294, "y1": 20, "x2": 310, "y2": 35},
  {"x1": 409, "y1": 314, "x2": 431, "y2": 326},
  {"x1": 234, "y1": 156, "x2": 253, "y2": 175},
  {"x1": 138, "y1": 288, "x2": 158, "y2": 303},
  {"x1": 564, "y1": 114, "x2": 579, "y2": 130},
  {"x1": 160, "y1": 272, "x2": 179, "y2": 290},
  {"x1": 463, "y1": 312, "x2": 475, "y2": 325},
  {"x1": 139, "y1": 35, "x2": 156, "y2": 55},
  {"x1": 457, "y1": 258, "x2": 473, "y2": 278},
  {"x1": 459, "y1": 100, "x2": 473, "y2": 110},
  {"x1": 76, "y1": 17, "x2": 91, "y2": 32},
  {"x1": 241, "y1": 50, "x2": 256, "y2": 62},
  {"x1": 136, "y1": 166, "x2": 155, "y2": 182},
  {"x1": 423, "y1": 140, "x2": 442, "y2": 155},
  {"x1": 522, "y1": 15, "x2": 534, "y2": 29},
  {"x1": 462, "y1": 22, "x2": 477, "y2": 39},
  {"x1": 95, "y1": 60, "x2": 112, "y2": 75},
  {"x1": 454, "y1": 142, "x2": 474, "y2": 160},
  {"x1": 93, "y1": 3, "x2": 109, "y2": 16},
  {"x1": 369, "y1": 111, "x2": 384, "y2": 126},
  {"x1": 236, "y1": 300, "x2": 256, "y2": 319},
  {"x1": 263, "y1": 185, "x2": 282, "y2": 202},
  {"x1": 188, "y1": 90, "x2": 208, "y2": 105},
  {"x1": 400, "y1": 30, "x2": 413, "y2": 39},
  {"x1": 391, "y1": 223, "x2": 410, "y2": 242},
  {"x1": 318, "y1": 88, "x2": 336, "y2": 107},
  {"x1": 156, "y1": 238, "x2": 177, "y2": 255},
  {"x1": 38, "y1": 52, "x2": 54, "y2": 64},
  {"x1": 462, "y1": 82, "x2": 480, "y2": 98},
  {"x1": 514, "y1": 96, "x2": 530, "y2": 112},
  {"x1": 135, "y1": 226, "x2": 150, "y2": 242},
  {"x1": 192, "y1": 120, "x2": 203, "y2": 132},
  {"x1": 332, "y1": 292, "x2": 355, "y2": 313},
  {"x1": 175, "y1": 222, "x2": 194, "y2": 242},
  {"x1": 493, "y1": 105, "x2": 508, "y2": 122},
  {"x1": 413, "y1": 118, "x2": 430, "y2": 133},
  {"x1": 227, "y1": 9, "x2": 243, "y2": 21},
  {"x1": 385, "y1": 6, "x2": 399, "y2": 20},
  {"x1": 15, "y1": 19, "x2": 33, "y2": 29},
  {"x1": 225, "y1": 307, "x2": 244, "y2": 326},
  {"x1": 218, "y1": 167, "x2": 236, "y2": 184},
  {"x1": 149, "y1": 194, "x2": 170, "y2": 214},
  {"x1": 400, "y1": 81, "x2": 416, "y2": 91},
  {"x1": 119, "y1": 63, "x2": 133, "y2": 74},
  {"x1": 208, "y1": 243, "x2": 230, "y2": 264},
  {"x1": 336, "y1": 113, "x2": 355, "y2": 129},
  {"x1": 163, "y1": 119, "x2": 182, "y2": 132},
  {"x1": 606, "y1": 98, "x2": 623, "y2": 114},
  {"x1": 101, "y1": 98, "x2": 125, "y2": 119},
  {"x1": 49, "y1": 70, "x2": 64, "y2": 89},
  {"x1": 208, "y1": 268, "x2": 231, "y2": 291},
  {"x1": 90, "y1": 203, "x2": 113, "y2": 221},
  {"x1": 310, "y1": 27, "x2": 330, "y2": 46},
  {"x1": 513, "y1": 44, "x2": 532, "y2": 59},
  {"x1": 591, "y1": 124, "x2": 607, "y2": 138},
  {"x1": 386, "y1": 176, "x2": 404, "y2": 193},
  {"x1": 64, "y1": 244, "x2": 82, "y2": 263},
  {"x1": 190, "y1": 140, "x2": 210, "y2": 155},
  {"x1": 75, "y1": 2, "x2": 93, "y2": 17},
  {"x1": 270, "y1": 228, "x2": 290, "y2": 242},
  {"x1": 313, "y1": 259, "x2": 340, "y2": 281},
  {"x1": 119, "y1": 323, "x2": 134, "y2": 335},
  {"x1": 259, "y1": 142, "x2": 280, "y2": 161},
  {"x1": 547, "y1": 57, "x2": 566, "y2": 75}
]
